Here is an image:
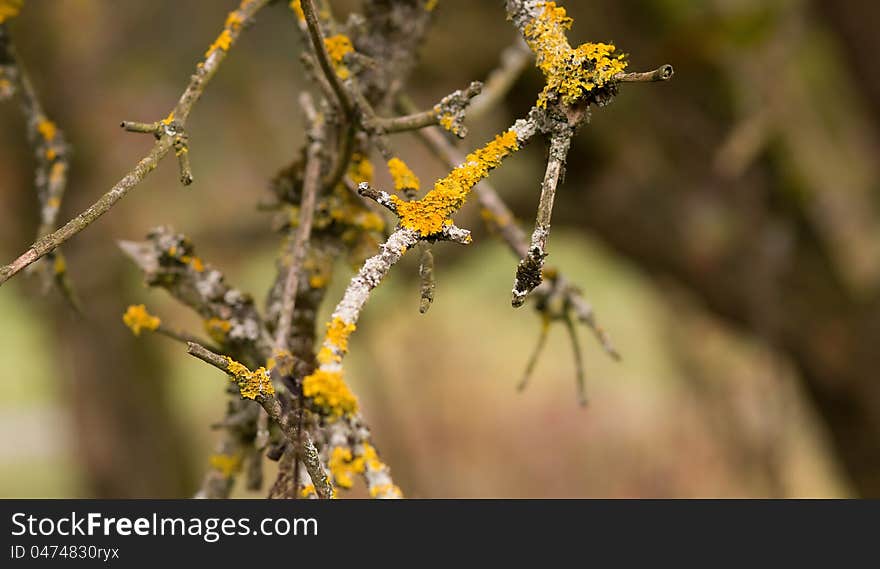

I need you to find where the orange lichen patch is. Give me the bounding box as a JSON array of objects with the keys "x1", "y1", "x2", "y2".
[
  {"x1": 161, "y1": 111, "x2": 175, "y2": 126},
  {"x1": 348, "y1": 153, "x2": 374, "y2": 185},
  {"x1": 224, "y1": 357, "x2": 275, "y2": 400},
  {"x1": 178, "y1": 254, "x2": 205, "y2": 272},
  {"x1": 523, "y1": 1, "x2": 627, "y2": 107},
  {"x1": 289, "y1": 0, "x2": 305, "y2": 21},
  {"x1": 324, "y1": 34, "x2": 354, "y2": 64},
  {"x1": 37, "y1": 119, "x2": 57, "y2": 142},
  {"x1": 224, "y1": 10, "x2": 245, "y2": 30},
  {"x1": 425, "y1": 0, "x2": 439, "y2": 11},
  {"x1": 209, "y1": 453, "x2": 242, "y2": 479},
  {"x1": 302, "y1": 369, "x2": 358, "y2": 417},
  {"x1": 204, "y1": 317, "x2": 232, "y2": 343},
  {"x1": 122, "y1": 304, "x2": 161, "y2": 336},
  {"x1": 205, "y1": 29, "x2": 233, "y2": 57},
  {"x1": 329, "y1": 447, "x2": 365, "y2": 489},
  {"x1": 299, "y1": 484, "x2": 316, "y2": 498},
  {"x1": 316, "y1": 317, "x2": 356, "y2": 365},
  {"x1": 387, "y1": 157, "x2": 420, "y2": 193},
  {"x1": 324, "y1": 34, "x2": 354, "y2": 79},
  {"x1": 369, "y1": 482, "x2": 403, "y2": 498},
  {"x1": 0, "y1": 0, "x2": 22, "y2": 23},
  {"x1": 309, "y1": 273, "x2": 328, "y2": 289},
  {"x1": 47, "y1": 196, "x2": 61, "y2": 209},
  {"x1": 391, "y1": 129, "x2": 520, "y2": 236}
]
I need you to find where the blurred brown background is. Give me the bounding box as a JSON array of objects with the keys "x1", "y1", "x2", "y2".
[{"x1": 2, "y1": 0, "x2": 879, "y2": 498}]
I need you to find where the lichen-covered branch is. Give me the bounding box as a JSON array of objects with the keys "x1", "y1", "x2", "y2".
[
  {"x1": 0, "y1": 0, "x2": 271, "y2": 286},
  {"x1": 186, "y1": 342, "x2": 334, "y2": 499},
  {"x1": 0, "y1": 21, "x2": 77, "y2": 302}
]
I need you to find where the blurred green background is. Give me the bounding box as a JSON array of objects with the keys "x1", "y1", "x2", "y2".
[{"x1": 3, "y1": 0, "x2": 880, "y2": 498}]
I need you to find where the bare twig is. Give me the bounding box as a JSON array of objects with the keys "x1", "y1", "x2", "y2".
[{"x1": 274, "y1": 94, "x2": 324, "y2": 351}]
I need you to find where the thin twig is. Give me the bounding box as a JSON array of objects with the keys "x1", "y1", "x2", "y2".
[
  {"x1": 274, "y1": 94, "x2": 324, "y2": 351},
  {"x1": 186, "y1": 342, "x2": 334, "y2": 500},
  {"x1": 512, "y1": 131, "x2": 573, "y2": 307},
  {"x1": 0, "y1": 0, "x2": 271, "y2": 287},
  {"x1": 299, "y1": 0, "x2": 354, "y2": 117}
]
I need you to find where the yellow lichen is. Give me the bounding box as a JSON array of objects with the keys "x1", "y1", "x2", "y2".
[
  {"x1": 209, "y1": 453, "x2": 242, "y2": 479},
  {"x1": 204, "y1": 318, "x2": 232, "y2": 343},
  {"x1": 316, "y1": 317, "x2": 356, "y2": 365},
  {"x1": 523, "y1": 1, "x2": 627, "y2": 107},
  {"x1": 37, "y1": 119, "x2": 56, "y2": 142},
  {"x1": 205, "y1": 29, "x2": 233, "y2": 58},
  {"x1": 324, "y1": 34, "x2": 354, "y2": 79},
  {"x1": 309, "y1": 273, "x2": 328, "y2": 289},
  {"x1": 348, "y1": 153, "x2": 374, "y2": 185},
  {"x1": 299, "y1": 484, "x2": 316, "y2": 498},
  {"x1": 438, "y1": 113, "x2": 456, "y2": 134},
  {"x1": 224, "y1": 357, "x2": 275, "y2": 400},
  {"x1": 425, "y1": 0, "x2": 439, "y2": 11},
  {"x1": 53, "y1": 254, "x2": 66, "y2": 275},
  {"x1": 49, "y1": 162, "x2": 65, "y2": 185},
  {"x1": 329, "y1": 447, "x2": 365, "y2": 489},
  {"x1": 289, "y1": 0, "x2": 305, "y2": 21},
  {"x1": 161, "y1": 111, "x2": 174, "y2": 126},
  {"x1": 178, "y1": 254, "x2": 205, "y2": 272},
  {"x1": 391, "y1": 129, "x2": 520, "y2": 236},
  {"x1": 302, "y1": 369, "x2": 358, "y2": 418},
  {"x1": 370, "y1": 483, "x2": 403, "y2": 498},
  {"x1": 360, "y1": 443, "x2": 384, "y2": 472},
  {"x1": 122, "y1": 304, "x2": 161, "y2": 336},
  {"x1": 0, "y1": 0, "x2": 22, "y2": 24},
  {"x1": 387, "y1": 157, "x2": 420, "y2": 193},
  {"x1": 324, "y1": 34, "x2": 353, "y2": 63}
]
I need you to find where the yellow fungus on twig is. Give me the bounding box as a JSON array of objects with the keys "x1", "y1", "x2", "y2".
[
  {"x1": 387, "y1": 157, "x2": 421, "y2": 193},
  {"x1": 122, "y1": 304, "x2": 161, "y2": 336},
  {"x1": 391, "y1": 129, "x2": 520, "y2": 236}
]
